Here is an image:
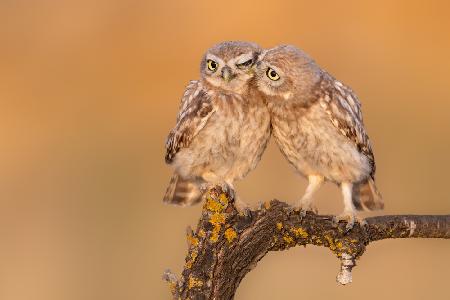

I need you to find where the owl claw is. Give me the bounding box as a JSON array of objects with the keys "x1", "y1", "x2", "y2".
[
  {"x1": 237, "y1": 207, "x2": 251, "y2": 217},
  {"x1": 235, "y1": 203, "x2": 251, "y2": 217},
  {"x1": 233, "y1": 196, "x2": 251, "y2": 217},
  {"x1": 283, "y1": 206, "x2": 295, "y2": 214},
  {"x1": 333, "y1": 213, "x2": 367, "y2": 232},
  {"x1": 292, "y1": 203, "x2": 318, "y2": 219},
  {"x1": 219, "y1": 183, "x2": 235, "y2": 200}
]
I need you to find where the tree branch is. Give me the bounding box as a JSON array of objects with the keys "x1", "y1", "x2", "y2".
[{"x1": 163, "y1": 186, "x2": 450, "y2": 300}]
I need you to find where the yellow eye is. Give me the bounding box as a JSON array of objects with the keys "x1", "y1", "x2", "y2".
[
  {"x1": 266, "y1": 68, "x2": 280, "y2": 81},
  {"x1": 207, "y1": 59, "x2": 218, "y2": 72}
]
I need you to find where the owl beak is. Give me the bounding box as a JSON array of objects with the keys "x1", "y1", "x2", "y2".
[{"x1": 221, "y1": 66, "x2": 234, "y2": 82}]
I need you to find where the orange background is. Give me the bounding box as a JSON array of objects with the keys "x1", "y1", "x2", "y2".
[{"x1": 1, "y1": 1, "x2": 449, "y2": 299}]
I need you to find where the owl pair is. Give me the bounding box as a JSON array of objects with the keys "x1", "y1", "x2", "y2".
[{"x1": 164, "y1": 41, "x2": 383, "y2": 229}]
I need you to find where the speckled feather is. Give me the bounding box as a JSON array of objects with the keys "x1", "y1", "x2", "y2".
[
  {"x1": 165, "y1": 81, "x2": 215, "y2": 164},
  {"x1": 313, "y1": 73, "x2": 376, "y2": 177},
  {"x1": 256, "y1": 45, "x2": 383, "y2": 212},
  {"x1": 168, "y1": 80, "x2": 271, "y2": 182},
  {"x1": 164, "y1": 41, "x2": 271, "y2": 208}
]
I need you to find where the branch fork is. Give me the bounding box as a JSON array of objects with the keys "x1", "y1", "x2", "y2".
[{"x1": 163, "y1": 186, "x2": 450, "y2": 300}]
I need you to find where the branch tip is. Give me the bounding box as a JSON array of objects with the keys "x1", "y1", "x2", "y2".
[{"x1": 336, "y1": 253, "x2": 355, "y2": 285}]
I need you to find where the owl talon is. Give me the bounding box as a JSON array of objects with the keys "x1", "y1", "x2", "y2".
[
  {"x1": 234, "y1": 197, "x2": 251, "y2": 216},
  {"x1": 237, "y1": 207, "x2": 251, "y2": 217},
  {"x1": 283, "y1": 206, "x2": 295, "y2": 214},
  {"x1": 333, "y1": 213, "x2": 367, "y2": 232},
  {"x1": 217, "y1": 183, "x2": 235, "y2": 200},
  {"x1": 292, "y1": 203, "x2": 317, "y2": 219}
]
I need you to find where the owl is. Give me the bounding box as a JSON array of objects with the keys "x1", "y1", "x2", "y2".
[
  {"x1": 255, "y1": 45, "x2": 383, "y2": 229},
  {"x1": 163, "y1": 41, "x2": 271, "y2": 213}
]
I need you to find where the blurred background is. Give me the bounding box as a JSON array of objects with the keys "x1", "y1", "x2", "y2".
[{"x1": 1, "y1": 0, "x2": 449, "y2": 299}]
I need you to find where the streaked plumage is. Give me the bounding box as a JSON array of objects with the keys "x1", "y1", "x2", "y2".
[
  {"x1": 164, "y1": 41, "x2": 271, "y2": 211},
  {"x1": 255, "y1": 45, "x2": 383, "y2": 228}
]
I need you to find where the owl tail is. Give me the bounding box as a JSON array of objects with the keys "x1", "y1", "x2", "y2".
[
  {"x1": 352, "y1": 178, "x2": 384, "y2": 211},
  {"x1": 163, "y1": 174, "x2": 203, "y2": 206}
]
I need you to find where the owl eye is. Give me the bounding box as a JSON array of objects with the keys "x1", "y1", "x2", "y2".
[
  {"x1": 207, "y1": 59, "x2": 218, "y2": 72},
  {"x1": 266, "y1": 68, "x2": 280, "y2": 81},
  {"x1": 236, "y1": 59, "x2": 253, "y2": 68}
]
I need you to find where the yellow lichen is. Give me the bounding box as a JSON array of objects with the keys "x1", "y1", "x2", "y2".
[
  {"x1": 187, "y1": 235, "x2": 199, "y2": 247},
  {"x1": 209, "y1": 212, "x2": 226, "y2": 243},
  {"x1": 276, "y1": 222, "x2": 283, "y2": 230},
  {"x1": 198, "y1": 229, "x2": 206, "y2": 238},
  {"x1": 185, "y1": 261, "x2": 192, "y2": 269},
  {"x1": 283, "y1": 235, "x2": 294, "y2": 244},
  {"x1": 324, "y1": 235, "x2": 336, "y2": 251},
  {"x1": 224, "y1": 228, "x2": 237, "y2": 243},
  {"x1": 205, "y1": 197, "x2": 224, "y2": 213},
  {"x1": 290, "y1": 227, "x2": 309, "y2": 238},
  {"x1": 210, "y1": 227, "x2": 220, "y2": 243},
  {"x1": 185, "y1": 250, "x2": 198, "y2": 269},
  {"x1": 188, "y1": 276, "x2": 203, "y2": 289},
  {"x1": 209, "y1": 213, "x2": 226, "y2": 225},
  {"x1": 218, "y1": 193, "x2": 229, "y2": 206},
  {"x1": 168, "y1": 282, "x2": 177, "y2": 294}
]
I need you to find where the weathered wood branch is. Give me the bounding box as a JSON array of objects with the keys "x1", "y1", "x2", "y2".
[{"x1": 163, "y1": 186, "x2": 450, "y2": 300}]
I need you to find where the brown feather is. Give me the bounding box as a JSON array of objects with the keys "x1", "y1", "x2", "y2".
[
  {"x1": 163, "y1": 174, "x2": 203, "y2": 206},
  {"x1": 165, "y1": 81, "x2": 215, "y2": 164},
  {"x1": 352, "y1": 178, "x2": 384, "y2": 211}
]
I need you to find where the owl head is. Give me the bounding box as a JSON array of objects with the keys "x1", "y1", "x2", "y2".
[
  {"x1": 255, "y1": 45, "x2": 321, "y2": 101},
  {"x1": 200, "y1": 41, "x2": 261, "y2": 93}
]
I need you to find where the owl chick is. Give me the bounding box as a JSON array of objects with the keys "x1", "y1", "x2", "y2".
[
  {"x1": 255, "y1": 45, "x2": 383, "y2": 229},
  {"x1": 163, "y1": 41, "x2": 271, "y2": 213}
]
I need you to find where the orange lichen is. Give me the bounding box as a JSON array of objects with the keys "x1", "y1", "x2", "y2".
[
  {"x1": 224, "y1": 228, "x2": 237, "y2": 243},
  {"x1": 264, "y1": 201, "x2": 271, "y2": 209},
  {"x1": 276, "y1": 222, "x2": 283, "y2": 230},
  {"x1": 198, "y1": 229, "x2": 206, "y2": 238}
]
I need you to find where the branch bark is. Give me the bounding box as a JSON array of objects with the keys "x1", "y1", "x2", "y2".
[{"x1": 163, "y1": 186, "x2": 450, "y2": 300}]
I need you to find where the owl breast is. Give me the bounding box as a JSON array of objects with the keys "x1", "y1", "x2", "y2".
[
  {"x1": 173, "y1": 91, "x2": 271, "y2": 183},
  {"x1": 270, "y1": 101, "x2": 371, "y2": 183}
]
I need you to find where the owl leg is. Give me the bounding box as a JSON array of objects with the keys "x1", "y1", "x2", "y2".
[
  {"x1": 294, "y1": 175, "x2": 324, "y2": 216},
  {"x1": 200, "y1": 172, "x2": 233, "y2": 199},
  {"x1": 334, "y1": 182, "x2": 367, "y2": 231},
  {"x1": 225, "y1": 181, "x2": 250, "y2": 216}
]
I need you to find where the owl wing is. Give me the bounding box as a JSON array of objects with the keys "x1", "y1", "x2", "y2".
[
  {"x1": 317, "y1": 73, "x2": 375, "y2": 176},
  {"x1": 176, "y1": 80, "x2": 203, "y2": 122},
  {"x1": 165, "y1": 81, "x2": 215, "y2": 164}
]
